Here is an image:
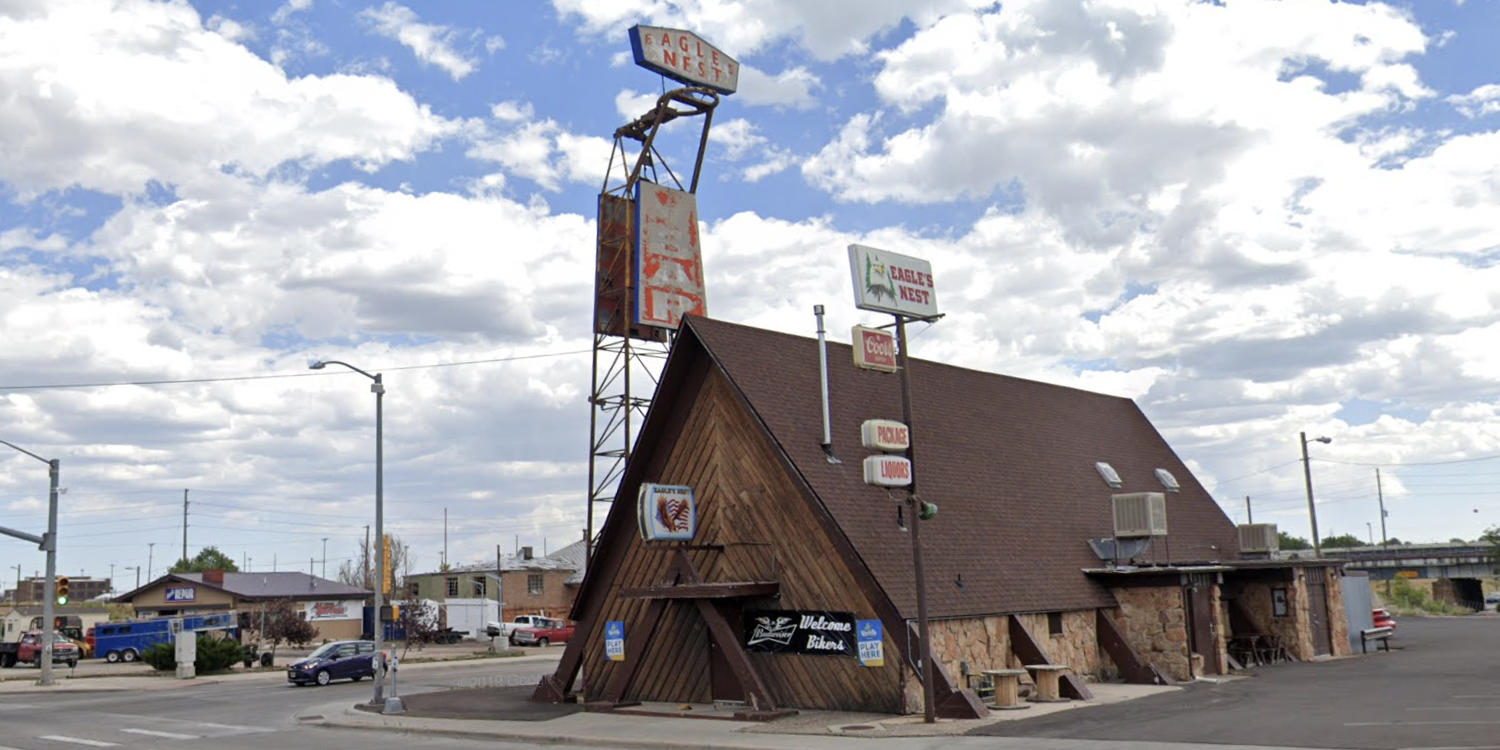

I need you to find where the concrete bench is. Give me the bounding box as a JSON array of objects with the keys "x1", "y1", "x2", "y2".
[
  {"x1": 1024, "y1": 664, "x2": 1072, "y2": 703},
  {"x1": 1361, "y1": 626, "x2": 1393, "y2": 653},
  {"x1": 980, "y1": 668, "x2": 1031, "y2": 710}
]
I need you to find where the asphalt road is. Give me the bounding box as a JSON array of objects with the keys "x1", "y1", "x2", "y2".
[
  {"x1": 971, "y1": 615, "x2": 1500, "y2": 749},
  {"x1": 0, "y1": 657, "x2": 617, "y2": 750}
]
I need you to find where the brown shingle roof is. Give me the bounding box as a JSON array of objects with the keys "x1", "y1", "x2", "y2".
[{"x1": 682, "y1": 316, "x2": 1239, "y2": 619}]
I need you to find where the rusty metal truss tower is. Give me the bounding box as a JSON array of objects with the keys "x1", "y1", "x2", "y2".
[{"x1": 586, "y1": 86, "x2": 721, "y2": 570}]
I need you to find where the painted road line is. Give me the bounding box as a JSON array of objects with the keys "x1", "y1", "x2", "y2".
[
  {"x1": 1349, "y1": 720, "x2": 1500, "y2": 726},
  {"x1": 38, "y1": 737, "x2": 118, "y2": 747},
  {"x1": 121, "y1": 728, "x2": 201, "y2": 739},
  {"x1": 190, "y1": 722, "x2": 275, "y2": 733}
]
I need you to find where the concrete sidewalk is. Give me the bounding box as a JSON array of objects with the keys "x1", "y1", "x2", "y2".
[{"x1": 302, "y1": 681, "x2": 1214, "y2": 750}]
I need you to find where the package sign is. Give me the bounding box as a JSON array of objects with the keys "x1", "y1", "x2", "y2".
[
  {"x1": 635, "y1": 181, "x2": 706, "y2": 330},
  {"x1": 863, "y1": 454, "x2": 913, "y2": 488},
  {"x1": 605, "y1": 620, "x2": 625, "y2": 662},
  {"x1": 856, "y1": 619, "x2": 884, "y2": 667},
  {"x1": 861, "y1": 419, "x2": 909, "y2": 452},
  {"x1": 848, "y1": 244, "x2": 938, "y2": 318},
  {"x1": 852, "y1": 325, "x2": 898, "y2": 373},
  {"x1": 165, "y1": 586, "x2": 196, "y2": 603},
  {"x1": 637, "y1": 483, "x2": 697, "y2": 541},
  {"x1": 627, "y1": 25, "x2": 739, "y2": 94},
  {"x1": 743, "y1": 610, "x2": 856, "y2": 657}
]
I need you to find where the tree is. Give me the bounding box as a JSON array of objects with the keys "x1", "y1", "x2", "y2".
[
  {"x1": 1320, "y1": 534, "x2": 1364, "y2": 549},
  {"x1": 397, "y1": 600, "x2": 439, "y2": 657},
  {"x1": 1386, "y1": 537, "x2": 1404, "y2": 546},
  {"x1": 168, "y1": 545, "x2": 240, "y2": 574},
  {"x1": 1277, "y1": 531, "x2": 1311, "y2": 551},
  {"x1": 1480, "y1": 525, "x2": 1500, "y2": 547},
  {"x1": 335, "y1": 534, "x2": 410, "y2": 597},
  {"x1": 259, "y1": 598, "x2": 318, "y2": 658}
]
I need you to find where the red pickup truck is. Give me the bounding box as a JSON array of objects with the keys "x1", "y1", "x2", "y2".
[
  {"x1": 509, "y1": 617, "x2": 574, "y2": 647},
  {"x1": 0, "y1": 630, "x2": 81, "y2": 669}
]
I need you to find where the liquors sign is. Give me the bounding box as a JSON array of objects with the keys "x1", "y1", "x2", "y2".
[{"x1": 743, "y1": 610, "x2": 857, "y2": 657}]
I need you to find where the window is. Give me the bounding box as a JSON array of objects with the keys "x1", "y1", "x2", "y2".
[
  {"x1": 446, "y1": 576, "x2": 458, "y2": 596},
  {"x1": 474, "y1": 577, "x2": 487, "y2": 597},
  {"x1": 408, "y1": 581, "x2": 420, "y2": 597},
  {"x1": 1047, "y1": 612, "x2": 1064, "y2": 636},
  {"x1": 528, "y1": 574, "x2": 544, "y2": 595}
]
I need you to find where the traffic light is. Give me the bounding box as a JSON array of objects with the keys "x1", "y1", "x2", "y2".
[{"x1": 56, "y1": 576, "x2": 70, "y2": 605}]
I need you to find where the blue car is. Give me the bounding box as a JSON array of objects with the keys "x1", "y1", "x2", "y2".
[{"x1": 287, "y1": 640, "x2": 377, "y2": 686}]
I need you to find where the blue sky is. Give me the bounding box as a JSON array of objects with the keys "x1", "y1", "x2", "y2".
[{"x1": 5, "y1": 0, "x2": 1500, "y2": 592}]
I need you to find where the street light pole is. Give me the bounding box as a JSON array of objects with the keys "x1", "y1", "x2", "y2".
[
  {"x1": 0, "y1": 441, "x2": 60, "y2": 686},
  {"x1": 1300, "y1": 432, "x2": 1332, "y2": 558},
  {"x1": 311, "y1": 359, "x2": 386, "y2": 705},
  {"x1": 322, "y1": 537, "x2": 329, "y2": 580}
]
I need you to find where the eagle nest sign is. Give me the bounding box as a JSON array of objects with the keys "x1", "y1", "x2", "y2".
[
  {"x1": 848, "y1": 244, "x2": 938, "y2": 318},
  {"x1": 628, "y1": 25, "x2": 739, "y2": 95}
]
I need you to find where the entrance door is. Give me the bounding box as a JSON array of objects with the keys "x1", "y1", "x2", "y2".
[
  {"x1": 1306, "y1": 571, "x2": 1333, "y2": 656},
  {"x1": 708, "y1": 602, "x2": 744, "y2": 703},
  {"x1": 1184, "y1": 573, "x2": 1221, "y2": 676}
]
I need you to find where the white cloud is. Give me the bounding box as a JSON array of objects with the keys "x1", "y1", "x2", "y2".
[
  {"x1": 468, "y1": 119, "x2": 613, "y2": 193},
  {"x1": 1449, "y1": 83, "x2": 1500, "y2": 119},
  {"x1": 737, "y1": 65, "x2": 821, "y2": 109},
  {"x1": 360, "y1": 2, "x2": 480, "y2": 81},
  {"x1": 0, "y1": 0, "x2": 461, "y2": 200}
]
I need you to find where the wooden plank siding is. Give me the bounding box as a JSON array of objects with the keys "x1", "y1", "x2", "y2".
[{"x1": 580, "y1": 366, "x2": 905, "y2": 712}]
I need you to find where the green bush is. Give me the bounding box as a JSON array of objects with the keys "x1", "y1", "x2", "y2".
[{"x1": 141, "y1": 636, "x2": 247, "y2": 674}]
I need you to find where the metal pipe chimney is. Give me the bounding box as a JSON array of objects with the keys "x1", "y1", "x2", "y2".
[{"x1": 815, "y1": 305, "x2": 839, "y2": 463}]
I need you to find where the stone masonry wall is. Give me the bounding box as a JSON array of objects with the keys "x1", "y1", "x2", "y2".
[
  {"x1": 1112, "y1": 586, "x2": 1191, "y2": 681},
  {"x1": 899, "y1": 610, "x2": 1102, "y2": 714}
]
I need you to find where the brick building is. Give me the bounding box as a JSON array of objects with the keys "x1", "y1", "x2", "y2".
[
  {"x1": 406, "y1": 540, "x2": 584, "y2": 622},
  {"x1": 12, "y1": 576, "x2": 112, "y2": 604},
  {"x1": 537, "y1": 317, "x2": 1349, "y2": 717}
]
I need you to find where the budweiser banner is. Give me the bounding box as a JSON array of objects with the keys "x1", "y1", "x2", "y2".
[{"x1": 743, "y1": 610, "x2": 857, "y2": 657}]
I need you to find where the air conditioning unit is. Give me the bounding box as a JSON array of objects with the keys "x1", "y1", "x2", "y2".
[
  {"x1": 1238, "y1": 523, "x2": 1279, "y2": 553},
  {"x1": 1112, "y1": 492, "x2": 1168, "y2": 537}
]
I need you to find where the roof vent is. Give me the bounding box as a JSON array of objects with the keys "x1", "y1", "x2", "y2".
[
  {"x1": 1153, "y1": 468, "x2": 1180, "y2": 492},
  {"x1": 1238, "y1": 523, "x2": 1279, "y2": 554},
  {"x1": 1112, "y1": 492, "x2": 1167, "y2": 537},
  {"x1": 1095, "y1": 462, "x2": 1123, "y2": 489}
]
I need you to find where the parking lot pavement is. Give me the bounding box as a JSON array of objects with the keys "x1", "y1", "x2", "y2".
[{"x1": 970, "y1": 616, "x2": 1500, "y2": 750}]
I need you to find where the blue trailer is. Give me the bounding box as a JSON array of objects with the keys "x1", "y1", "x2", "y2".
[{"x1": 93, "y1": 612, "x2": 238, "y2": 663}]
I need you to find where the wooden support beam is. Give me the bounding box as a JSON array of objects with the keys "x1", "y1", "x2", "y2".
[
  {"x1": 696, "y1": 598, "x2": 778, "y2": 711},
  {"x1": 1096, "y1": 609, "x2": 1172, "y2": 685},
  {"x1": 619, "y1": 581, "x2": 780, "y2": 599},
  {"x1": 1008, "y1": 616, "x2": 1093, "y2": 701}
]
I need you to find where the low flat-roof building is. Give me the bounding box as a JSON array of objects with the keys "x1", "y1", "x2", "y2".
[{"x1": 115, "y1": 570, "x2": 371, "y2": 641}]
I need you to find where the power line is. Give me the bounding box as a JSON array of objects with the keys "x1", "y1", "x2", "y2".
[{"x1": 0, "y1": 349, "x2": 592, "y2": 392}]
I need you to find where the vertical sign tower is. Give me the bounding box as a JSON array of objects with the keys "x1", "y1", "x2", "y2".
[{"x1": 586, "y1": 26, "x2": 738, "y2": 570}]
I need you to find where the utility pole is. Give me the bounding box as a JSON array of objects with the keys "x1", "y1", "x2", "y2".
[
  {"x1": 109, "y1": 563, "x2": 115, "y2": 594},
  {"x1": 182, "y1": 489, "x2": 189, "y2": 564},
  {"x1": 148, "y1": 543, "x2": 155, "y2": 581},
  {"x1": 365, "y1": 526, "x2": 372, "y2": 588},
  {"x1": 443, "y1": 508, "x2": 448, "y2": 569},
  {"x1": 1376, "y1": 469, "x2": 1388, "y2": 547},
  {"x1": 1245, "y1": 496, "x2": 1253, "y2": 524},
  {"x1": 322, "y1": 538, "x2": 329, "y2": 579}
]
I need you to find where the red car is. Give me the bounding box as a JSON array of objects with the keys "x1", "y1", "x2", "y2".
[
  {"x1": 1373, "y1": 608, "x2": 1396, "y2": 630},
  {"x1": 510, "y1": 617, "x2": 574, "y2": 647}
]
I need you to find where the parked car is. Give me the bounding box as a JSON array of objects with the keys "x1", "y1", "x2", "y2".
[
  {"x1": 485, "y1": 615, "x2": 551, "y2": 643},
  {"x1": 1372, "y1": 608, "x2": 1397, "y2": 630},
  {"x1": 286, "y1": 640, "x2": 377, "y2": 686},
  {"x1": 510, "y1": 618, "x2": 574, "y2": 647},
  {"x1": 0, "y1": 630, "x2": 80, "y2": 669},
  {"x1": 1485, "y1": 591, "x2": 1500, "y2": 607}
]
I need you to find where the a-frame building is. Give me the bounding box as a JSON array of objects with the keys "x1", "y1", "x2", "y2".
[{"x1": 536, "y1": 316, "x2": 1349, "y2": 717}]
